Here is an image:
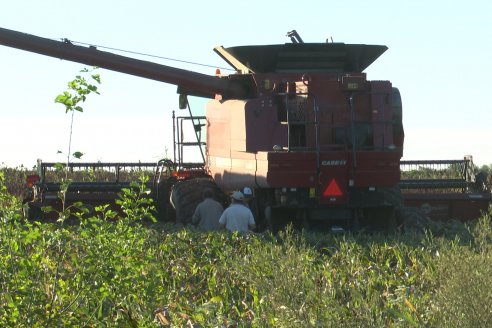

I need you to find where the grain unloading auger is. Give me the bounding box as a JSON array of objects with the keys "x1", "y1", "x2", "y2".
[
  {"x1": 1, "y1": 27, "x2": 488, "y2": 230},
  {"x1": 0, "y1": 27, "x2": 249, "y2": 99}
]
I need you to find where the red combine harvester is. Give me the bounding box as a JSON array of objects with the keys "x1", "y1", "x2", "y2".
[{"x1": 0, "y1": 27, "x2": 489, "y2": 231}]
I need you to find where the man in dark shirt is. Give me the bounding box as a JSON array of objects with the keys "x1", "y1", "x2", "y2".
[{"x1": 191, "y1": 188, "x2": 224, "y2": 231}]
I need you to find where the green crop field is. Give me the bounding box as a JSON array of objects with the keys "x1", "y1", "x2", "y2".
[{"x1": 1, "y1": 169, "x2": 491, "y2": 327}]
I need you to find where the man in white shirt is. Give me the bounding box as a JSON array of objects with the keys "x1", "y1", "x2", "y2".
[{"x1": 219, "y1": 191, "x2": 256, "y2": 233}]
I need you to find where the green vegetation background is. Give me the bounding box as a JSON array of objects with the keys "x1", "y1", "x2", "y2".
[{"x1": 1, "y1": 168, "x2": 491, "y2": 327}]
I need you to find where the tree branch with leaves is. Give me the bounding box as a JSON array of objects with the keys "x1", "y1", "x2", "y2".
[
  {"x1": 50, "y1": 67, "x2": 101, "y2": 223},
  {"x1": 55, "y1": 67, "x2": 101, "y2": 167}
]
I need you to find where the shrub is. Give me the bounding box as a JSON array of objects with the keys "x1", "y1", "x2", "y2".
[
  {"x1": 433, "y1": 212, "x2": 492, "y2": 327},
  {"x1": 1, "y1": 174, "x2": 491, "y2": 326},
  {"x1": 0, "y1": 165, "x2": 35, "y2": 199}
]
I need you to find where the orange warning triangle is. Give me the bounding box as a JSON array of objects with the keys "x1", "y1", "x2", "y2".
[{"x1": 323, "y1": 179, "x2": 343, "y2": 197}]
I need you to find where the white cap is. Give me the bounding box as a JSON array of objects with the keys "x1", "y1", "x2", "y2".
[
  {"x1": 243, "y1": 187, "x2": 253, "y2": 196},
  {"x1": 231, "y1": 191, "x2": 244, "y2": 201}
]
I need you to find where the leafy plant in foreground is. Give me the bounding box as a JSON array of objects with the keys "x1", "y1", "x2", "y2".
[
  {"x1": 433, "y1": 213, "x2": 492, "y2": 327},
  {"x1": 115, "y1": 174, "x2": 157, "y2": 223},
  {"x1": 2, "y1": 170, "x2": 492, "y2": 327}
]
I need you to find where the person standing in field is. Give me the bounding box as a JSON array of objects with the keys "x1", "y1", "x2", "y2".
[
  {"x1": 191, "y1": 188, "x2": 224, "y2": 232},
  {"x1": 219, "y1": 191, "x2": 256, "y2": 233}
]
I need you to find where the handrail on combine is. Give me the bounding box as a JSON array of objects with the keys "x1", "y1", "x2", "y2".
[
  {"x1": 36, "y1": 159, "x2": 160, "y2": 184},
  {"x1": 399, "y1": 156, "x2": 488, "y2": 193}
]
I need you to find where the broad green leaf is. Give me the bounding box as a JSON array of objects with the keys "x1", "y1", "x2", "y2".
[
  {"x1": 54, "y1": 162, "x2": 65, "y2": 171},
  {"x1": 41, "y1": 205, "x2": 54, "y2": 213},
  {"x1": 72, "y1": 151, "x2": 84, "y2": 159},
  {"x1": 209, "y1": 296, "x2": 223, "y2": 303},
  {"x1": 54, "y1": 94, "x2": 68, "y2": 103},
  {"x1": 91, "y1": 74, "x2": 101, "y2": 83},
  {"x1": 95, "y1": 204, "x2": 109, "y2": 212}
]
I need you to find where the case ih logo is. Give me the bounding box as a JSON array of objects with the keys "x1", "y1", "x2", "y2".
[{"x1": 321, "y1": 160, "x2": 347, "y2": 166}]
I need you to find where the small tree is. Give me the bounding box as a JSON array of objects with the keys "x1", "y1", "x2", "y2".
[
  {"x1": 54, "y1": 67, "x2": 101, "y2": 168},
  {"x1": 49, "y1": 67, "x2": 101, "y2": 222}
]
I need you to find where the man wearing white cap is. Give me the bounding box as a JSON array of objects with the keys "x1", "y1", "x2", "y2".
[
  {"x1": 242, "y1": 186, "x2": 258, "y2": 220},
  {"x1": 219, "y1": 191, "x2": 256, "y2": 233}
]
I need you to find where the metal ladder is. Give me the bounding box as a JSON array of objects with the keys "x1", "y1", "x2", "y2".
[{"x1": 172, "y1": 109, "x2": 206, "y2": 170}]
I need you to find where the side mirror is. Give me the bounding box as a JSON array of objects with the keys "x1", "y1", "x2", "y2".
[{"x1": 179, "y1": 94, "x2": 188, "y2": 110}]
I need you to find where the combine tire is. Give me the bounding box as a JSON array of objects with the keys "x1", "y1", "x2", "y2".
[
  {"x1": 381, "y1": 186, "x2": 404, "y2": 209},
  {"x1": 380, "y1": 186, "x2": 404, "y2": 231},
  {"x1": 155, "y1": 177, "x2": 177, "y2": 222},
  {"x1": 24, "y1": 204, "x2": 43, "y2": 220},
  {"x1": 380, "y1": 187, "x2": 434, "y2": 234},
  {"x1": 264, "y1": 206, "x2": 284, "y2": 233},
  {"x1": 366, "y1": 207, "x2": 397, "y2": 233},
  {"x1": 400, "y1": 207, "x2": 431, "y2": 234},
  {"x1": 170, "y1": 177, "x2": 227, "y2": 225}
]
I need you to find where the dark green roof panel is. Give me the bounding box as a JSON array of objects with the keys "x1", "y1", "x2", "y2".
[{"x1": 224, "y1": 43, "x2": 387, "y2": 73}]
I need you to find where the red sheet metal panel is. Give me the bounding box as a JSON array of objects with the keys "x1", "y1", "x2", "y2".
[
  {"x1": 266, "y1": 152, "x2": 317, "y2": 187},
  {"x1": 349, "y1": 151, "x2": 400, "y2": 187}
]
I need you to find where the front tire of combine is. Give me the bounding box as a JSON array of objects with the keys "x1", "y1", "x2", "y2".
[
  {"x1": 383, "y1": 185, "x2": 435, "y2": 234},
  {"x1": 82, "y1": 203, "x2": 95, "y2": 219},
  {"x1": 24, "y1": 204, "x2": 43, "y2": 221},
  {"x1": 264, "y1": 206, "x2": 279, "y2": 233},
  {"x1": 170, "y1": 177, "x2": 228, "y2": 225},
  {"x1": 155, "y1": 176, "x2": 177, "y2": 222},
  {"x1": 365, "y1": 207, "x2": 397, "y2": 233},
  {"x1": 264, "y1": 206, "x2": 293, "y2": 234},
  {"x1": 381, "y1": 186, "x2": 404, "y2": 208},
  {"x1": 380, "y1": 186, "x2": 405, "y2": 231},
  {"x1": 400, "y1": 207, "x2": 431, "y2": 234}
]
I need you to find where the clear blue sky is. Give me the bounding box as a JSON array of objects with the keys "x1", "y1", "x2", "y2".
[{"x1": 1, "y1": 0, "x2": 491, "y2": 167}]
